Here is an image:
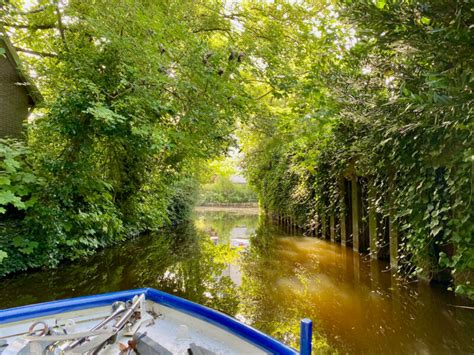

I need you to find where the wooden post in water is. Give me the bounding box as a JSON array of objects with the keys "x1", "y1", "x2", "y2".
[
  {"x1": 313, "y1": 214, "x2": 318, "y2": 237},
  {"x1": 317, "y1": 214, "x2": 322, "y2": 238},
  {"x1": 368, "y1": 184, "x2": 379, "y2": 259},
  {"x1": 330, "y1": 213, "x2": 336, "y2": 242},
  {"x1": 388, "y1": 173, "x2": 398, "y2": 268},
  {"x1": 340, "y1": 212, "x2": 346, "y2": 245},
  {"x1": 370, "y1": 259, "x2": 380, "y2": 290},
  {"x1": 351, "y1": 175, "x2": 361, "y2": 252},
  {"x1": 353, "y1": 247, "x2": 361, "y2": 283},
  {"x1": 389, "y1": 216, "x2": 398, "y2": 268},
  {"x1": 340, "y1": 180, "x2": 347, "y2": 246},
  {"x1": 321, "y1": 213, "x2": 327, "y2": 239}
]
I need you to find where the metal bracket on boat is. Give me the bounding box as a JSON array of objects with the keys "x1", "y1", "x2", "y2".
[
  {"x1": 60, "y1": 300, "x2": 127, "y2": 353},
  {"x1": 24, "y1": 329, "x2": 112, "y2": 342},
  {"x1": 82, "y1": 293, "x2": 146, "y2": 354},
  {"x1": 2, "y1": 293, "x2": 152, "y2": 355},
  {"x1": 28, "y1": 321, "x2": 49, "y2": 336},
  {"x1": 54, "y1": 318, "x2": 76, "y2": 335},
  {"x1": 0, "y1": 330, "x2": 113, "y2": 355},
  {"x1": 123, "y1": 294, "x2": 154, "y2": 336},
  {"x1": 67, "y1": 331, "x2": 116, "y2": 354}
]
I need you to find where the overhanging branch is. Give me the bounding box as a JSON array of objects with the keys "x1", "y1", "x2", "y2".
[
  {"x1": 14, "y1": 46, "x2": 57, "y2": 58},
  {"x1": 54, "y1": 1, "x2": 67, "y2": 49},
  {"x1": 11, "y1": 6, "x2": 53, "y2": 16},
  {"x1": 255, "y1": 90, "x2": 274, "y2": 100},
  {"x1": 0, "y1": 21, "x2": 57, "y2": 30},
  {"x1": 192, "y1": 27, "x2": 231, "y2": 34}
]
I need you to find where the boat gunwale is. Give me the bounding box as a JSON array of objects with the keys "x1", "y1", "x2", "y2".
[{"x1": 0, "y1": 288, "x2": 298, "y2": 354}]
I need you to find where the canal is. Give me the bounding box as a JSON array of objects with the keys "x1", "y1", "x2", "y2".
[{"x1": 1, "y1": 208, "x2": 473, "y2": 353}]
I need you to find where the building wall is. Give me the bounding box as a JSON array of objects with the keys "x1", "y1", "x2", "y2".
[{"x1": 0, "y1": 45, "x2": 30, "y2": 138}]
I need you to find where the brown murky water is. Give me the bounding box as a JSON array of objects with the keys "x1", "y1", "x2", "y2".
[{"x1": 1, "y1": 210, "x2": 473, "y2": 353}]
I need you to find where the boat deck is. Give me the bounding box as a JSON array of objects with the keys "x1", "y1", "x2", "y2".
[{"x1": 0, "y1": 301, "x2": 268, "y2": 354}]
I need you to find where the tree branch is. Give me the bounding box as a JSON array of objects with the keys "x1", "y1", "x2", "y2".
[
  {"x1": 255, "y1": 90, "x2": 273, "y2": 100},
  {"x1": 11, "y1": 6, "x2": 53, "y2": 16},
  {"x1": 14, "y1": 46, "x2": 57, "y2": 58},
  {"x1": 0, "y1": 21, "x2": 57, "y2": 30},
  {"x1": 192, "y1": 27, "x2": 231, "y2": 34},
  {"x1": 54, "y1": 1, "x2": 67, "y2": 49}
]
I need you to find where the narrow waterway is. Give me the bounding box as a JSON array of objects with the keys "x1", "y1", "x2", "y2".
[{"x1": 1, "y1": 208, "x2": 473, "y2": 353}]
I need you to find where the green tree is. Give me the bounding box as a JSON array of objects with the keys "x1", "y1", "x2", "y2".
[{"x1": 0, "y1": 0, "x2": 252, "y2": 275}]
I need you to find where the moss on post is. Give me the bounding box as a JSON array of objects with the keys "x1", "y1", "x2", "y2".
[{"x1": 368, "y1": 184, "x2": 379, "y2": 259}]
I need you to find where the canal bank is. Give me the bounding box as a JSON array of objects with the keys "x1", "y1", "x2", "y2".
[{"x1": 0, "y1": 208, "x2": 473, "y2": 353}]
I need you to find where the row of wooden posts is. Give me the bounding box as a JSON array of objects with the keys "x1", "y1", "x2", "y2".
[{"x1": 271, "y1": 175, "x2": 400, "y2": 268}]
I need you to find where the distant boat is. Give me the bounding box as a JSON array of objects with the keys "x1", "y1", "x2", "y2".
[{"x1": 0, "y1": 288, "x2": 313, "y2": 354}]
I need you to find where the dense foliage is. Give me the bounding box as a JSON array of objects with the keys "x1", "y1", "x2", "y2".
[
  {"x1": 239, "y1": 0, "x2": 473, "y2": 297},
  {"x1": 0, "y1": 0, "x2": 251, "y2": 275},
  {"x1": 0, "y1": 0, "x2": 472, "y2": 298},
  {"x1": 199, "y1": 177, "x2": 257, "y2": 205},
  {"x1": 198, "y1": 157, "x2": 257, "y2": 205}
]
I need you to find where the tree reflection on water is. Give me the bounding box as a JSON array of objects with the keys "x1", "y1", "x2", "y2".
[
  {"x1": 0, "y1": 221, "x2": 241, "y2": 316},
  {"x1": 1, "y1": 210, "x2": 473, "y2": 354},
  {"x1": 238, "y1": 220, "x2": 332, "y2": 353}
]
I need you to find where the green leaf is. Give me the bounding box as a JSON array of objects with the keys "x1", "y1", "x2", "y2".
[
  {"x1": 3, "y1": 157, "x2": 20, "y2": 173},
  {"x1": 420, "y1": 17, "x2": 431, "y2": 25},
  {"x1": 64, "y1": 222, "x2": 73, "y2": 232},
  {"x1": 375, "y1": 0, "x2": 386, "y2": 9},
  {"x1": 431, "y1": 225, "x2": 443, "y2": 237},
  {"x1": 0, "y1": 176, "x2": 11, "y2": 185},
  {"x1": 12, "y1": 237, "x2": 38, "y2": 254},
  {"x1": 12, "y1": 236, "x2": 24, "y2": 248},
  {"x1": 19, "y1": 241, "x2": 38, "y2": 255},
  {"x1": 86, "y1": 104, "x2": 127, "y2": 127},
  {"x1": 22, "y1": 173, "x2": 37, "y2": 184},
  {"x1": 0, "y1": 190, "x2": 16, "y2": 205},
  {"x1": 24, "y1": 196, "x2": 38, "y2": 208},
  {"x1": 0, "y1": 250, "x2": 7, "y2": 263}
]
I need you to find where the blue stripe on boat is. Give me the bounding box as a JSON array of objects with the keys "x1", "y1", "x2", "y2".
[{"x1": 0, "y1": 288, "x2": 298, "y2": 354}]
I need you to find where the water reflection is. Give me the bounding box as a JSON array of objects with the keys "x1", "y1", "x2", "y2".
[
  {"x1": 0, "y1": 210, "x2": 473, "y2": 354},
  {"x1": 194, "y1": 210, "x2": 257, "y2": 286},
  {"x1": 239, "y1": 222, "x2": 474, "y2": 354},
  {"x1": 0, "y1": 222, "x2": 240, "y2": 315}
]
